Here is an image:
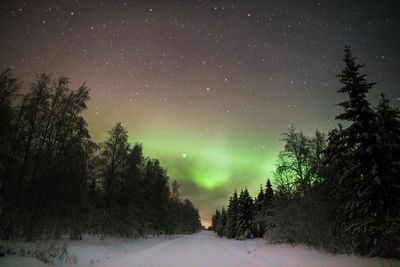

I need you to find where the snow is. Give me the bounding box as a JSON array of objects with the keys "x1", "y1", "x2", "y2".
[
  {"x1": 0, "y1": 256, "x2": 48, "y2": 267},
  {"x1": 1, "y1": 231, "x2": 399, "y2": 267}
]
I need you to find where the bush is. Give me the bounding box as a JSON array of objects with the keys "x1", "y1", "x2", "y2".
[{"x1": 0, "y1": 241, "x2": 78, "y2": 264}]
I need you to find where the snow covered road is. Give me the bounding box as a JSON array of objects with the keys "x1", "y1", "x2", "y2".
[
  {"x1": 1, "y1": 231, "x2": 398, "y2": 266},
  {"x1": 114, "y1": 231, "x2": 267, "y2": 267}
]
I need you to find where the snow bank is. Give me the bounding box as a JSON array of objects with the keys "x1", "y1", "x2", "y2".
[
  {"x1": 0, "y1": 256, "x2": 48, "y2": 267},
  {"x1": 218, "y1": 233, "x2": 399, "y2": 267},
  {"x1": 0, "y1": 234, "x2": 178, "y2": 267}
]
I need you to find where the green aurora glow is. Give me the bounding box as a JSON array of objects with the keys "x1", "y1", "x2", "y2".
[{"x1": 2, "y1": 0, "x2": 399, "y2": 226}]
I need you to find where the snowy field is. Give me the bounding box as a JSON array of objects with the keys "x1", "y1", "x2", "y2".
[{"x1": 1, "y1": 231, "x2": 399, "y2": 267}]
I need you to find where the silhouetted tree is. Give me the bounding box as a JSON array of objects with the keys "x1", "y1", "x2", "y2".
[
  {"x1": 236, "y1": 188, "x2": 253, "y2": 240},
  {"x1": 216, "y1": 207, "x2": 227, "y2": 237},
  {"x1": 0, "y1": 71, "x2": 201, "y2": 240},
  {"x1": 225, "y1": 190, "x2": 239, "y2": 238},
  {"x1": 252, "y1": 185, "x2": 265, "y2": 237},
  {"x1": 329, "y1": 46, "x2": 396, "y2": 256}
]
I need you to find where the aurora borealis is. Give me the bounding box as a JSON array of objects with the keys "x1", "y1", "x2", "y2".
[{"x1": 1, "y1": 1, "x2": 399, "y2": 226}]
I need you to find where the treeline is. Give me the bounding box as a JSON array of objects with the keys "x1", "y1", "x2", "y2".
[
  {"x1": 212, "y1": 180, "x2": 274, "y2": 240},
  {"x1": 0, "y1": 71, "x2": 201, "y2": 240},
  {"x1": 212, "y1": 47, "x2": 400, "y2": 258}
]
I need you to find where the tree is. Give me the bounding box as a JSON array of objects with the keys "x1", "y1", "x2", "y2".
[
  {"x1": 119, "y1": 143, "x2": 144, "y2": 236},
  {"x1": 102, "y1": 123, "x2": 130, "y2": 211},
  {"x1": 263, "y1": 179, "x2": 275, "y2": 231},
  {"x1": 212, "y1": 209, "x2": 220, "y2": 232},
  {"x1": 0, "y1": 71, "x2": 202, "y2": 240},
  {"x1": 252, "y1": 185, "x2": 265, "y2": 237},
  {"x1": 225, "y1": 190, "x2": 239, "y2": 238},
  {"x1": 373, "y1": 94, "x2": 400, "y2": 256},
  {"x1": 216, "y1": 207, "x2": 227, "y2": 237},
  {"x1": 265, "y1": 179, "x2": 274, "y2": 204},
  {"x1": 143, "y1": 159, "x2": 170, "y2": 235},
  {"x1": 236, "y1": 188, "x2": 254, "y2": 240},
  {"x1": 0, "y1": 72, "x2": 92, "y2": 240},
  {"x1": 0, "y1": 69, "x2": 20, "y2": 222},
  {"x1": 275, "y1": 127, "x2": 324, "y2": 198},
  {"x1": 0, "y1": 69, "x2": 19, "y2": 138},
  {"x1": 331, "y1": 46, "x2": 397, "y2": 256},
  {"x1": 171, "y1": 180, "x2": 180, "y2": 201}
]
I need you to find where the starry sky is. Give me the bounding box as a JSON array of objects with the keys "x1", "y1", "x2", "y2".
[{"x1": 1, "y1": 0, "x2": 400, "y2": 226}]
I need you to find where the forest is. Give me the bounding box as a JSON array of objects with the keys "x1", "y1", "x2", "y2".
[
  {"x1": 211, "y1": 47, "x2": 400, "y2": 259},
  {"x1": 0, "y1": 69, "x2": 202, "y2": 241}
]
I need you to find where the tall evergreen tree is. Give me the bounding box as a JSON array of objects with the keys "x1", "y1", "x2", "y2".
[
  {"x1": 212, "y1": 209, "x2": 220, "y2": 232},
  {"x1": 264, "y1": 179, "x2": 275, "y2": 230},
  {"x1": 143, "y1": 159, "x2": 170, "y2": 235},
  {"x1": 252, "y1": 185, "x2": 265, "y2": 237},
  {"x1": 225, "y1": 190, "x2": 239, "y2": 238},
  {"x1": 374, "y1": 94, "x2": 400, "y2": 256},
  {"x1": 265, "y1": 179, "x2": 274, "y2": 204},
  {"x1": 332, "y1": 46, "x2": 396, "y2": 256},
  {"x1": 216, "y1": 207, "x2": 227, "y2": 237},
  {"x1": 236, "y1": 188, "x2": 254, "y2": 240}
]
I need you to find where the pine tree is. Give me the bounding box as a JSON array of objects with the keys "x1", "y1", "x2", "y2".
[
  {"x1": 236, "y1": 188, "x2": 254, "y2": 240},
  {"x1": 323, "y1": 125, "x2": 349, "y2": 186},
  {"x1": 216, "y1": 207, "x2": 227, "y2": 237},
  {"x1": 376, "y1": 94, "x2": 400, "y2": 168},
  {"x1": 212, "y1": 209, "x2": 220, "y2": 232},
  {"x1": 374, "y1": 94, "x2": 400, "y2": 256},
  {"x1": 252, "y1": 185, "x2": 265, "y2": 237},
  {"x1": 225, "y1": 190, "x2": 239, "y2": 238},
  {"x1": 265, "y1": 179, "x2": 274, "y2": 204},
  {"x1": 264, "y1": 179, "x2": 275, "y2": 232},
  {"x1": 333, "y1": 46, "x2": 394, "y2": 256},
  {"x1": 119, "y1": 143, "x2": 144, "y2": 235},
  {"x1": 143, "y1": 159, "x2": 170, "y2": 235}
]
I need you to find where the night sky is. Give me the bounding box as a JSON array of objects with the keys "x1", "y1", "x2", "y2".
[{"x1": 1, "y1": 0, "x2": 399, "y2": 226}]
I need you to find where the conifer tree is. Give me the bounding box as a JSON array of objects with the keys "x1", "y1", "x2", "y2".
[
  {"x1": 252, "y1": 185, "x2": 265, "y2": 237},
  {"x1": 212, "y1": 209, "x2": 220, "y2": 232},
  {"x1": 373, "y1": 94, "x2": 400, "y2": 256},
  {"x1": 264, "y1": 179, "x2": 275, "y2": 231},
  {"x1": 225, "y1": 190, "x2": 239, "y2": 238},
  {"x1": 265, "y1": 179, "x2": 274, "y2": 205},
  {"x1": 216, "y1": 208, "x2": 227, "y2": 237},
  {"x1": 332, "y1": 46, "x2": 395, "y2": 255},
  {"x1": 236, "y1": 188, "x2": 254, "y2": 240}
]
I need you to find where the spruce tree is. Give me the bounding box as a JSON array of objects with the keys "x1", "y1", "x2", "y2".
[
  {"x1": 333, "y1": 46, "x2": 394, "y2": 256},
  {"x1": 236, "y1": 188, "x2": 254, "y2": 240},
  {"x1": 216, "y1": 207, "x2": 227, "y2": 237},
  {"x1": 212, "y1": 209, "x2": 220, "y2": 232},
  {"x1": 225, "y1": 190, "x2": 239, "y2": 238},
  {"x1": 265, "y1": 179, "x2": 274, "y2": 204},
  {"x1": 252, "y1": 185, "x2": 265, "y2": 237},
  {"x1": 374, "y1": 94, "x2": 400, "y2": 256},
  {"x1": 264, "y1": 179, "x2": 275, "y2": 232}
]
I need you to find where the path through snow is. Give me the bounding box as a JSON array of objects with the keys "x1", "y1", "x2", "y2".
[
  {"x1": 1, "y1": 231, "x2": 399, "y2": 267},
  {"x1": 113, "y1": 231, "x2": 397, "y2": 267},
  {"x1": 114, "y1": 231, "x2": 267, "y2": 267}
]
